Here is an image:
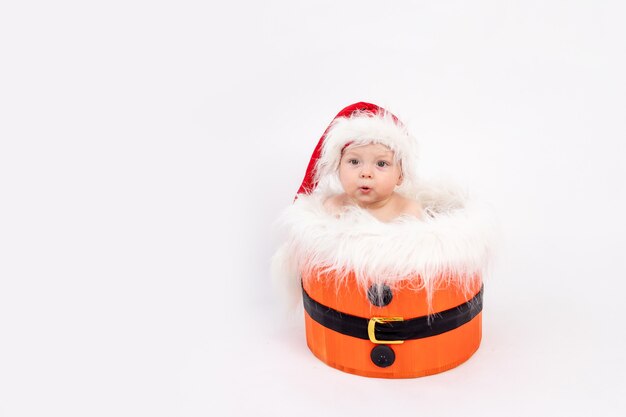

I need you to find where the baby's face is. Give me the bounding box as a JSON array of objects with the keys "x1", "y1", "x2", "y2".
[{"x1": 338, "y1": 143, "x2": 402, "y2": 208}]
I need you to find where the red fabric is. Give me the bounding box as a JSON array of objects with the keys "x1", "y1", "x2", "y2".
[{"x1": 296, "y1": 102, "x2": 385, "y2": 199}]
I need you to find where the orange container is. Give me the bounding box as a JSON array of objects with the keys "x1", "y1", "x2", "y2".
[{"x1": 302, "y1": 270, "x2": 483, "y2": 378}]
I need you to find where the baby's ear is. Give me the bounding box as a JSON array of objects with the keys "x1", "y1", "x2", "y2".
[{"x1": 396, "y1": 174, "x2": 403, "y2": 186}]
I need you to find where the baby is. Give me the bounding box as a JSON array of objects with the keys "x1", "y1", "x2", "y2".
[
  {"x1": 294, "y1": 102, "x2": 424, "y2": 223},
  {"x1": 323, "y1": 142, "x2": 423, "y2": 222}
]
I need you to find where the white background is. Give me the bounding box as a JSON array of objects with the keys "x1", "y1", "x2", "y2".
[{"x1": 1, "y1": 1, "x2": 625, "y2": 416}]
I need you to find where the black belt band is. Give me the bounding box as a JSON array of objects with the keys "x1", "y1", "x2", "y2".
[{"x1": 302, "y1": 283, "x2": 483, "y2": 342}]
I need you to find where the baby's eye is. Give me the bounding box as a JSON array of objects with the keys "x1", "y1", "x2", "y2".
[
  {"x1": 347, "y1": 159, "x2": 359, "y2": 165},
  {"x1": 377, "y1": 161, "x2": 390, "y2": 167}
]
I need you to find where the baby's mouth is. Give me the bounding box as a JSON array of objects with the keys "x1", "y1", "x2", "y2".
[{"x1": 359, "y1": 186, "x2": 371, "y2": 193}]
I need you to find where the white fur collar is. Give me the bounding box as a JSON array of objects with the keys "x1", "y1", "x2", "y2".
[{"x1": 271, "y1": 181, "x2": 496, "y2": 309}]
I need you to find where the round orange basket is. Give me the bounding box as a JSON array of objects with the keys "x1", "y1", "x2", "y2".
[
  {"x1": 270, "y1": 102, "x2": 495, "y2": 379},
  {"x1": 301, "y1": 270, "x2": 483, "y2": 378}
]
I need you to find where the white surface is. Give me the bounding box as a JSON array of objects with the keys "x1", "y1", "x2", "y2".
[{"x1": 1, "y1": 1, "x2": 625, "y2": 416}]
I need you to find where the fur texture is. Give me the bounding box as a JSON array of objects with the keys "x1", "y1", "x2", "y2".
[{"x1": 271, "y1": 180, "x2": 496, "y2": 309}]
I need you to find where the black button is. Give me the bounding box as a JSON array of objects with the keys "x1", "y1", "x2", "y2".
[
  {"x1": 370, "y1": 345, "x2": 396, "y2": 368},
  {"x1": 367, "y1": 283, "x2": 393, "y2": 307}
]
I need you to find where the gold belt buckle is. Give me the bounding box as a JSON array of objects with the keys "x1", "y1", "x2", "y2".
[{"x1": 368, "y1": 317, "x2": 404, "y2": 345}]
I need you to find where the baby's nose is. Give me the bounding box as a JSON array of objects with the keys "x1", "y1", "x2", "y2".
[{"x1": 360, "y1": 168, "x2": 373, "y2": 178}]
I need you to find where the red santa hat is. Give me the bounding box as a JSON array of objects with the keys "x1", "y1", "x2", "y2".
[{"x1": 296, "y1": 102, "x2": 419, "y2": 199}]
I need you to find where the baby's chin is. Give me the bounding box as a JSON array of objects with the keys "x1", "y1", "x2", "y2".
[{"x1": 347, "y1": 194, "x2": 385, "y2": 207}]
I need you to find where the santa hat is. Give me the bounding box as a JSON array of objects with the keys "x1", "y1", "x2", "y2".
[{"x1": 296, "y1": 102, "x2": 419, "y2": 199}]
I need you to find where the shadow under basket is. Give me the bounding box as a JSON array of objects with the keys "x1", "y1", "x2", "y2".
[{"x1": 302, "y1": 270, "x2": 483, "y2": 379}]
